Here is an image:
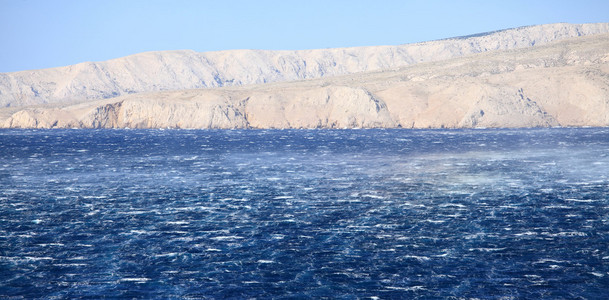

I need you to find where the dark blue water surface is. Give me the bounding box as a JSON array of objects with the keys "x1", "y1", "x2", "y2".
[{"x1": 1, "y1": 128, "x2": 609, "y2": 299}]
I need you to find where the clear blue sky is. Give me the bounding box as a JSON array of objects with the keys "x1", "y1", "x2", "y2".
[{"x1": 1, "y1": 0, "x2": 608, "y2": 72}]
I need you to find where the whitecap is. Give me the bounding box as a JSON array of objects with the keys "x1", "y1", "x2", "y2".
[
  {"x1": 546, "y1": 231, "x2": 587, "y2": 237},
  {"x1": 68, "y1": 256, "x2": 87, "y2": 260},
  {"x1": 154, "y1": 253, "x2": 178, "y2": 258},
  {"x1": 119, "y1": 278, "x2": 150, "y2": 283},
  {"x1": 402, "y1": 255, "x2": 431, "y2": 261},
  {"x1": 38, "y1": 243, "x2": 64, "y2": 247},
  {"x1": 385, "y1": 286, "x2": 425, "y2": 291},
  {"x1": 469, "y1": 247, "x2": 506, "y2": 252},
  {"x1": 165, "y1": 221, "x2": 190, "y2": 225},
  {"x1": 534, "y1": 258, "x2": 566, "y2": 264},
  {"x1": 543, "y1": 205, "x2": 570, "y2": 209},
  {"x1": 362, "y1": 194, "x2": 386, "y2": 199},
  {"x1": 210, "y1": 236, "x2": 243, "y2": 241},
  {"x1": 53, "y1": 263, "x2": 88, "y2": 267},
  {"x1": 514, "y1": 231, "x2": 537, "y2": 237},
  {"x1": 24, "y1": 256, "x2": 54, "y2": 261},
  {"x1": 129, "y1": 230, "x2": 151, "y2": 235},
  {"x1": 337, "y1": 199, "x2": 362, "y2": 203},
  {"x1": 85, "y1": 210, "x2": 100, "y2": 216},
  {"x1": 271, "y1": 234, "x2": 285, "y2": 240},
  {"x1": 374, "y1": 224, "x2": 398, "y2": 229},
  {"x1": 565, "y1": 198, "x2": 597, "y2": 203},
  {"x1": 170, "y1": 237, "x2": 194, "y2": 242},
  {"x1": 439, "y1": 203, "x2": 466, "y2": 208},
  {"x1": 549, "y1": 265, "x2": 562, "y2": 269},
  {"x1": 82, "y1": 195, "x2": 107, "y2": 199},
  {"x1": 257, "y1": 260, "x2": 274, "y2": 264}
]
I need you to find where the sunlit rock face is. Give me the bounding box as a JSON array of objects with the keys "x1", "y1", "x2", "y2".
[{"x1": 2, "y1": 23, "x2": 609, "y2": 129}]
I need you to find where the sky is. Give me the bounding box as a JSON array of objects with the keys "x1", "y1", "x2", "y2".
[{"x1": 1, "y1": 0, "x2": 609, "y2": 73}]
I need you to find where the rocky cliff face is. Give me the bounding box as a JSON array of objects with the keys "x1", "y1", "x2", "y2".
[
  {"x1": 1, "y1": 23, "x2": 608, "y2": 109},
  {"x1": 3, "y1": 32, "x2": 608, "y2": 129}
]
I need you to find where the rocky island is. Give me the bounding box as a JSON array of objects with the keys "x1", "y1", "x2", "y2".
[{"x1": 1, "y1": 23, "x2": 608, "y2": 129}]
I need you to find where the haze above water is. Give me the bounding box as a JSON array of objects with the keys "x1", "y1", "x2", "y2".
[{"x1": 1, "y1": 128, "x2": 608, "y2": 298}]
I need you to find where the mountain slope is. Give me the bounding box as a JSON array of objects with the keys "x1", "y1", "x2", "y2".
[
  {"x1": 1, "y1": 22, "x2": 608, "y2": 108},
  {"x1": 4, "y1": 33, "x2": 608, "y2": 129}
]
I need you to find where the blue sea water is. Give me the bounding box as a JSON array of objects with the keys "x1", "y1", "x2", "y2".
[{"x1": 1, "y1": 128, "x2": 608, "y2": 299}]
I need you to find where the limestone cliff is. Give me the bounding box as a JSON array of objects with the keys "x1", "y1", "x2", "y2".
[
  {"x1": 1, "y1": 23, "x2": 608, "y2": 109},
  {"x1": 3, "y1": 32, "x2": 608, "y2": 129}
]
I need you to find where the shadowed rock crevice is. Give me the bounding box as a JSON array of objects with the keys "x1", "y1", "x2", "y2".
[{"x1": 85, "y1": 102, "x2": 123, "y2": 128}]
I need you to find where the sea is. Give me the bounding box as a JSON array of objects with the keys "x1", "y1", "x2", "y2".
[{"x1": 1, "y1": 128, "x2": 608, "y2": 299}]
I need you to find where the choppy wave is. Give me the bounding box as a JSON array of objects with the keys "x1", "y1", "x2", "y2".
[{"x1": 1, "y1": 128, "x2": 608, "y2": 298}]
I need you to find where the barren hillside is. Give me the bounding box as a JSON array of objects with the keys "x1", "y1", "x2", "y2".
[
  {"x1": 1, "y1": 23, "x2": 607, "y2": 109},
  {"x1": 3, "y1": 32, "x2": 608, "y2": 129}
]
